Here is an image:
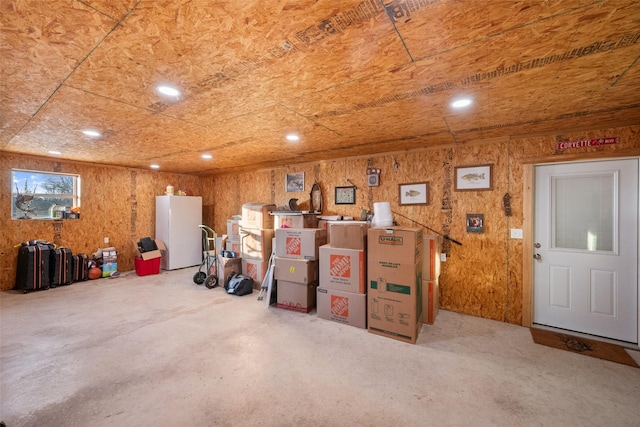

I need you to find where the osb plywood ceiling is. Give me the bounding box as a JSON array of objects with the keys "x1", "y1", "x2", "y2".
[{"x1": 1, "y1": 0, "x2": 639, "y2": 174}]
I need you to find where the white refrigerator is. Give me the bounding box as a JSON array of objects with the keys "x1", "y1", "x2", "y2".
[{"x1": 155, "y1": 195, "x2": 202, "y2": 270}]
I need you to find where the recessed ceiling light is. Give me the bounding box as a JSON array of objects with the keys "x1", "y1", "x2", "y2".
[
  {"x1": 286, "y1": 134, "x2": 300, "y2": 142},
  {"x1": 156, "y1": 85, "x2": 181, "y2": 97},
  {"x1": 48, "y1": 150, "x2": 61, "y2": 155},
  {"x1": 201, "y1": 154, "x2": 213, "y2": 160},
  {"x1": 82, "y1": 129, "x2": 101, "y2": 137},
  {"x1": 150, "y1": 164, "x2": 160, "y2": 169},
  {"x1": 451, "y1": 99, "x2": 473, "y2": 108}
]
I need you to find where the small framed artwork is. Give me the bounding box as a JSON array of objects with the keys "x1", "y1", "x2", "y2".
[
  {"x1": 454, "y1": 164, "x2": 493, "y2": 191},
  {"x1": 466, "y1": 214, "x2": 484, "y2": 233},
  {"x1": 335, "y1": 186, "x2": 356, "y2": 205},
  {"x1": 399, "y1": 182, "x2": 428, "y2": 205},
  {"x1": 286, "y1": 172, "x2": 304, "y2": 192}
]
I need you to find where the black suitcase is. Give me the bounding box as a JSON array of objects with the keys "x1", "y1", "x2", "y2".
[
  {"x1": 51, "y1": 247, "x2": 73, "y2": 287},
  {"x1": 15, "y1": 242, "x2": 54, "y2": 293},
  {"x1": 72, "y1": 253, "x2": 89, "y2": 282}
]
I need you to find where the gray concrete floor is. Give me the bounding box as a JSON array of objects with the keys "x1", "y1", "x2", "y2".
[{"x1": 1, "y1": 267, "x2": 639, "y2": 427}]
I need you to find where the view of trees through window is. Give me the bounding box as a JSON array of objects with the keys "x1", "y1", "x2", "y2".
[{"x1": 11, "y1": 170, "x2": 80, "y2": 219}]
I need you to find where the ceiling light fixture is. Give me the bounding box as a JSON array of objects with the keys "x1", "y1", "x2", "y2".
[
  {"x1": 201, "y1": 154, "x2": 213, "y2": 160},
  {"x1": 451, "y1": 99, "x2": 473, "y2": 108},
  {"x1": 82, "y1": 129, "x2": 101, "y2": 137},
  {"x1": 156, "y1": 85, "x2": 181, "y2": 97},
  {"x1": 150, "y1": 164, "x2": 160, "y2": 169},
  {"x1": 286, "y1": 134, "x2": 300, "y2": 142},
  {"x1": 48, "y1": 150, "x2": 61, "y2": 155}
]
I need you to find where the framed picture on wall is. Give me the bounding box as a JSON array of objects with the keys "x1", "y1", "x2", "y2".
[
  {"x1": 466, "y1": 213, "x2": 484, "y2": 233},
  {"x1": 286, "y1": 172, "x2": 304, "y2": 192},
  {"x1": 454, "y1": 164, "x2": 493, "y2": 191},
  {"x1": 335, "y1": 186, "x2": 356, "y2": 205},
  {"x1": 398, "y1": 182, "x2": 428, "y2": 205}
]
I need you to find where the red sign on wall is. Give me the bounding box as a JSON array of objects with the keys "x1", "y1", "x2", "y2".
[{"x1": 556, "y1": 137, "x2": 618, "y2": 151}]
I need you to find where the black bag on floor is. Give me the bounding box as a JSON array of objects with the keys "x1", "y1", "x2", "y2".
[
  {"x1": 224, "y1": 273, "x2": 253, "y2": 296},
  {"x1": 15, "y1": 242, "x2": 55, "y2": 293},
  {"x1": 72, "y1": 253, "x2": 89, "y2": 282},
  {"x1": 51, "y1": 247, "x2": 73, "y2": 287}
]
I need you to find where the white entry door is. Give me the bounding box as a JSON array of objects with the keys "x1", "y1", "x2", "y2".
[{"x1": 533, "y1": 158, "x2": 639, "y2": 343}]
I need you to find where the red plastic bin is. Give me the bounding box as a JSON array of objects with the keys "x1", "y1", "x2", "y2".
[{"x1": 135, "y1": 257, "x2": 161, "y2": 276}]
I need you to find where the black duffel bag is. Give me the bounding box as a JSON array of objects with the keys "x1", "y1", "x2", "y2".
[{"x1": 224, "y1": 273, "x2": 253, "y2": 296}]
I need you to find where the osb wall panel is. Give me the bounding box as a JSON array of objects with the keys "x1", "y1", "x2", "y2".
[
  {"x1": 205, "y1": 125, "x2": 639, "y2": 325},
  {"x1": 3, "y1": 125, "x2": 638, "y2": 323},
  {"x1": 0, "y1": 153, "x2": 202, "y2": 290}
]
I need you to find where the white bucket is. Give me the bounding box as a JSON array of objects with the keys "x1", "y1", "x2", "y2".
[{"x1": 371, "y1": 202, "x2": 393, "y2": 228}]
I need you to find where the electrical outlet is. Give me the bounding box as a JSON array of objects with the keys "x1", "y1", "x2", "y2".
[
  {"x1": 104, "y1": 237, "x2": 109, "y2": 244},
  {"x1": 440, "y1": 253, "x2": 447, "y2": 262},
  {"x1": 510, "y1": 229, "x2": 523, "y2": 239}
]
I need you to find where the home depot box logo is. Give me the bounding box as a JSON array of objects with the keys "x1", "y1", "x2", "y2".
[
  {"x1": 330, "y1": 254, "x2": 351, "y2": 278},
  {"x1": 286, "y1": 237, "x2": 301, "y2": 256},
  {"x1": 331, "y1": 294, "x2": 349, "y2": 317},
  {"x1": 246, "y1": 263, "x2": 258, "y2": 280}
]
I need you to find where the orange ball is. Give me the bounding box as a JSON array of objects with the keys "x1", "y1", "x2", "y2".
[{"x1": 88, "y1": 267, "x2": 102, "y2": 280}]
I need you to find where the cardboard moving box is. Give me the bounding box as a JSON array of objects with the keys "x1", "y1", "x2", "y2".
[
  {"x1": 317, "y1": 287, "x2": 367, "y2": 329},
  {"x1": 133, "y1": 239, "x2": 166, "y2": 261},
  {"x1": 368, "y1": 265, "x2": 423, "y2": 344},
  {"x1": 367, "y1": 227, "x2": 423, "y2": 344},
  {"x1": 277, "y1": 280, "x2": 318, "y2": 313},
  {"x1": 273, "y1": 213, "x2": 319, "y2": 229},
  {"x1": 422, "y1": 280, "x2": 439, "y2": 325},
  {"x1": 328, "y1": 221, "x2": 369, "y2": 250},
  {"x1": 274, "y1": 257, "x2": 318, "y2": 284},
  {"x1": 242, "y1": 257, "x2": 267, "y2": 288},
  {"x1": 241, "y1": 203, "x2": 276, "y2": 229},
  {"x1": 225, "y1": 238, "x2": 241, "y2": 255},
  {"x1": 218, "y1": 255, "x2": 242, "y2": 283},
  {"x1": 423, "y1": 235, "x2": 441, "y2": 282},
  {"x1": 275, "y1": 228, "x2": 327, "y2": 260},
  {"x1": 227, "y1": 218, "x2": 241, "y2": 239},
  {"x1": 367, "y1": 227, "x2": 423, "y2": 264},
  {"x1": 319, "y1": 245, "x2": 366, "y2": 294},
  {"x1": 240, "y1": 228, "x2": 274, "y2": 259}
]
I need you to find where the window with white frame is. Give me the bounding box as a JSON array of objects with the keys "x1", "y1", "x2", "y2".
[{"x1": 11, "y1": 169, "x2": 81, "y2": 219}]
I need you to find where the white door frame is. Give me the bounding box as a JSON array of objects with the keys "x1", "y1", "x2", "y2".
[{"x1": 522, "y1": 155, "x2": 640, "y2": 348}]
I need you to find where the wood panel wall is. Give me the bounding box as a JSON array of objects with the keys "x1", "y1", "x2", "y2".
[
  {"x1": 0, "y1": 153, "x2": 202, "y2": 288},
  {"x1": 203, "y1": 125, "x2": 640, "y2": 325},
  {"x1": 3, "y1": 125, "x2": 639, "y2": 327}
]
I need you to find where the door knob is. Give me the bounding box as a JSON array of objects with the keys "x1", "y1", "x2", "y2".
[{"x1": 533, "y1": 253, "x2": 542, "y2": 260}]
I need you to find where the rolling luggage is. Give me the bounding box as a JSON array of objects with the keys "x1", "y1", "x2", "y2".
[
  {"x1": 72, "y1": 253, "x2": 89, "y2": 282},
  {"x1": 15, "y1": 242, "x2": 55, "y2": 293},
  {"x1": 51, "y1": 247, "x2": 73, "y2": 287}
]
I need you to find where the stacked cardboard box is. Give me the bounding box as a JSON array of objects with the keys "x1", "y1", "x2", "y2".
[
  {"x1": 317, "y1": 222, "x2": 368, "y2": 328},
  {"x1": 218, "y1": 255, "x2": 242, "y2": 283},
  {"x1": 275, "y1": 228, "x2": 327, "y2": 312},
  {"x1": 422, "y1": 235, "x2": 441, "y2": 325},
  {"x1": 368, "y1": 227, "x2": 423, "y2": 344},
  {"x1": 240, "y1": 203, "x2": 276, "y2": 288},
  {"x1": 272, "y1": 212, "x2": 319, "y2": 229},
  {"x1": 274, "y1": 258, "x2": 318, "y2": 312},
  {"x1": 225, "y1": 216, "x2": 242, "y2": 255}
]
